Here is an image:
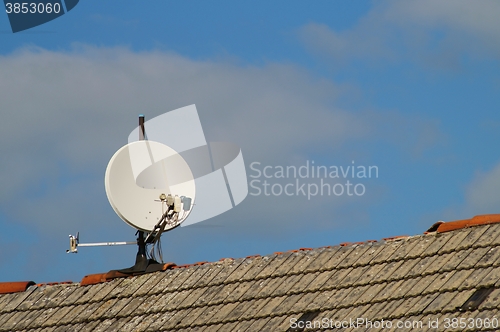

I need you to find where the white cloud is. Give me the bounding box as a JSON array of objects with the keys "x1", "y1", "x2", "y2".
[
  {"x1": 0, "y1": 45, "x2": 442, "y2": 242},
  {"x1": 0, "y1": 45, "x2": 368, "y2": 231},
  {"x1": 299, "y1": 0, "x2": 500, "y2": 66},
  {"x1": 465, "y1": 163, "x2": 500, "y2": 213}
]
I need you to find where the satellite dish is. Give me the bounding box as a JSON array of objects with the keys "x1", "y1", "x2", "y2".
[
  {"x1": 104, "y1": 140, "x2": 196, "y2": 232},
  {"x1": 67, "y1": 116, "x2": 197, "y2": 274}
]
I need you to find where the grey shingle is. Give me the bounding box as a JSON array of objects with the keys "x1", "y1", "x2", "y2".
[
  {"x1": 388, "y1": 257, "x2": 421, "y2": 281},
  {"x1": 179, "y1": 264, "x2": 213, "y2": 290},
  {"x1": 161, "y1": 308, "x2": 193, "y2": 330},
  {"x1": 230, "y1": 318, "x2": 257, "y2": 332},
  {"x1": 369, "y1": 298, "x2": 401, "y2": 319},
  {"x1": 75, "y1": 281, "x2": 115, "y2": 305},
  {"x1": 90, "y1": 318, "x2": 116, "y2": 332},
  {"x1": 72, "y1": 301, "x2": 103, "y2": 323},
  {"x1": 340, "y1": 285, "x2": 371, "y2": 307},
  {"x1": 355, "y1": 282, "x2": 387, "y2": 304},
  {"x1": 458, "y1": 225, "x2": 491, "y2": 250},
  {"x1": 206, "y1": 302, "x2": 239, "y2": 324},
  {"x1": 220, "y1": 259, "x2": 255, "y2": 284},
  {"x1": 338, "y1": 264, "x2": 372, "y2": 287},
  {"x1": 287, "y1": 272, "x2": 319, "y2": 294},
  {"x1": 476, "y1": 246, "x2": 500, "y2": 268},
  {"x1": 1, "y1": 309, "x2": 37, "y2": 331},
  {"x1": 1, "y1": 286, "x2": 38, "y2": 314},
  {"x1": 186, "y1": 264, "x2": 222, "y2": 288},
  {"x1": 441, "y1": 289, "x2": 475, "y2": 312},
  {"x1": 406, "y1": 274, "x2": 439, "y2": 297},
  {"x1": 146, "y1": 291, "x2": 178, "y2": 314},
  {"x1": 440, "y1": 269, "x2": 475, "y2": 292},
  {"x1": 268, "y1": 252, "x2": 304, "y2": 277},
  {"x1": 321, "y1": 286, "x2": 354, "y2": 309},
  {"x1": 212, "y1": 259, "x2": 253, "y2": 285},
  {"x1": 40, "y1": 305, "x2": 73, "y2": 327},
  {"x1": 118, "y1": 314, "x2": 145, "y2": 332},
  {"x1": 77, "y1": 319, "x2": 100, "y2": 332},
  {"x1": 55, "y1": 304, "x2": 85, "y2": 325},
  {"x1": 31, "y1": 307, "x2": 65, "y2": 329},
  {"x1": 457, "y1": 247, "x2": 491, "y2": 270},
  {"x1": 261, "y1": 315, "x2": 288, "y2": 332},
  {"x1": 371, "y1": 260, "x2": 405, "y2": 283},
  {"x1": 255, "y1": 253, "x2": 296, "y2": 278},
  {"x1": 335, "y1": 244, "x2": 373, "y2": 268},
  {"x1": 303, "y1": 247, "x2": 340, "y2": 272},
  {"x1": 422, "y1": 232, "x2": 457, "y2": 256},
  {"x1": 253, "y1": 295, "x2": 286, "y2": 317},
  {"x1": 304, "y1": 270, "x2": 334, "y2": 292},
  {"x1": 86, "y1": 298, "x2": 119, "y2": 321},
  {"x1": 406, "y1": 255, "x2": 439, "y2": 279},
  {"x1": 131, "y1": 312, "x2": 162, "y2": 331},
  {"x1": 259, "y1": 274, "x2": 301, "y2": 299},
  {"x1": 107, "y1": 316, "x2": 132, "y2": 331},
  {"x1": 370, "y1": 241, "x2": 406, "y2": 265},
  {"x1": 404, "y1": 236, "x2": 436, "y2": 260},
  {"x1": 162, "y1": 289, "x2": 193, "y2": 311},
  {"x1": 117, "y1": 296, "x2": 149, "y2": 317},
  {"x1": 192, "y1": 303, "x2": 224, "y2": 327},
  {"x1": 390, "y1": 295, "x2": 426, "y2": 318},
  {"x1": 221, "y1": 300, "x2": 252, "y2": 322},
  {"x1": 237, "y1": 298, "x2": 269, "y2": 320},
  {"x1": 481, "y1": 265, "x2": 500, "y2": 286},
  {"x1": 277, "y1": 252, "x2": 313, "y2": 276},
  {"x1": 9, "y1": 309, "x2": 44, "y2": 330},
  {"x1": 133, "y1": 271, "x2": 166, "y2": 297},
  {"x1": 102, "y1": 295, "x2": 134, "y2": 319},
  {"x1": 319, "y1": 267, "x2": 354, "y2": 290},
  {"x1": 372, "y1": 280, "x2": 403, "y2": 302},
  {"x1": 461, "y1": 267, "x2": 494, "y2": 289},
  {"x1": 216, "y1": 320, "x2": 239, "y2": 332},
  {"x1": 270, "y1": 293, "x2": 303, "y2": 315},
  {"x1": 439, "y1": 228, "x2": 474, "y2": 253},
  {"x1": 117, "y1": 273, "x2": 152, "y2": 298},
  {"x1": 206, "y1": 282, "x2": 241, "y2": 305},
  {"x1": 243, "y1": 317, "x2": 271, "y2": 332},
  {"x1": 390, "y1": 278, "x2": 420, "y2": 300},
  {"x1": 422, "y1": 290, "x2": 458, "y2": 314},
  {"x1": 440, "y1": 248, "x2": 472, "y2": 271},
  {"x1": 407, "y1": 293, "x2": 441, "y2": 317},
  {"x1": 387, "y1": 236, "x2": 422, "y2": 261},
  {"x1": 148, "y1": 268, "x2": 191, "y2": 295},
  {"x1": 423, "y1": 271, "x2": 454, "y2": 294},
  {"x1": 143, "y1": 310, "x2": 177, "y2": 331},
  {"x1": 181, "y1": 305, "x2": 210, "y2": 327}
]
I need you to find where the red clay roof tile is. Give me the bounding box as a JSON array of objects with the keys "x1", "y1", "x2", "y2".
[
  {"x1": 437, "y1": 214, "x2": 500, "y2": 233},
  {"x1": 0, "y1": 281, "x2": 35, "y2": 294}
]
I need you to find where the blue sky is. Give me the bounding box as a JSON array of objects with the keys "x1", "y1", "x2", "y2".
[{"x1": 1, "y1": 1, "x2": 500, "y2": 283}]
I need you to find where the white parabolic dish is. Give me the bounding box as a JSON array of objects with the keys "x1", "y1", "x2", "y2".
[{"x1": 105, "y1": 140, "x2": 196, "y2": 232}]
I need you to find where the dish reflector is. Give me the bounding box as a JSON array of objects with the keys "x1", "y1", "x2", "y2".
[{"x1": 105, "y1": 140, "x2": 195, "y2": 232}]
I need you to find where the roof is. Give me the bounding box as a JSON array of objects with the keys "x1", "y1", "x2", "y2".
[{"x1": 1, "y1": 214, "x2": 500, "y2": 331}]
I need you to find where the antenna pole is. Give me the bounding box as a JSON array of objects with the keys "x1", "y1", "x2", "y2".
[
  {"x1": 129, "y1": 114, "x2": 149, "y2": 272},
  {"x1": 113, "y1": 115, "x2": 166, "y2": 274},
  {"x1": 139, "y1": 114, "x2": 145, "y2": 140}
]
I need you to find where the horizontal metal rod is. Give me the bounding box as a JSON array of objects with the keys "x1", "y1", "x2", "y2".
[{"x1": 78, "y1": 241, "x2": 137, "y2": 247}]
